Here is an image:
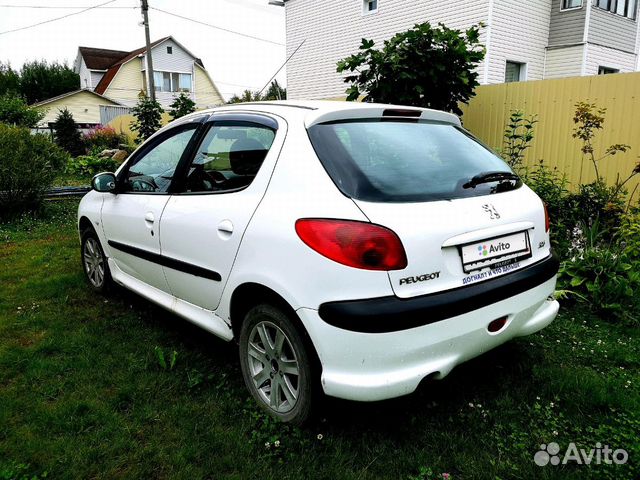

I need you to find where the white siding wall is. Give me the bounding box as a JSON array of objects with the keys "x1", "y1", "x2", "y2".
[
  {"x1": 285, "y1": 0, "x2": 490, "y2": 100},
  {"x1": 77, "y1": 58, "x2": 92, "y2": 90},
  {"x1": 90, "y1": 71, "x2": 105, "y2": 88},
  {"x1": 487, "y1": 0, "x2": 552, "y2": 83},
  {"x1": 585, "y1": 43, "x2": 638, "y2": 74},
  {"x1": 143, "y1": 40, "x2": 194, "y2": 73},
  {"x1": 544, "y1": 45, "x2": 585, "y2": 78}
]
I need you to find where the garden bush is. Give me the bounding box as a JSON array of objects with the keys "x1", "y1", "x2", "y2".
[
  {"x1": 500, "y1": 104, "x2": 640, "y2": 322},
  {"x1": 83, "y1": 125, "x2": 126, "y2": 151},
  {"x1": 66, "y1": 155, "x2": 119, "y2": 177},
  {"x1": 558, "y1": 221, "x2": 640, "y2": 324},
  {"x1": 0, "y1": 123, "x2": 68, "y2": 217},
  {"x1": 0, "y1": 93, "x2": 44, "y2": 128}
]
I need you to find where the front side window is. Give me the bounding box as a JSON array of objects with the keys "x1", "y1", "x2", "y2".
[
  {"x1": 124, "y1": 127, "x2": 198, "y2": 193},
  {"x1": 183, "y1": 122, "x2": 275, "y2": 193},
  {"x1": 562, "y1": 0, "x2": 583, "y2": 9},
  {"x1": 308, "y1": 120, "x2": 518, "y2": 203},
  {"x1": 595, "y1": 0, "x2": 637, "y2": 19}
]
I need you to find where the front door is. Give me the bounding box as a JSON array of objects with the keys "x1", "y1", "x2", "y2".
[
  {"x1": 101, "y1": 123, "x2": 201, "y2": 293},
  {"x1": 159, "y1": 114, "x2": 283, "y2": 310}
]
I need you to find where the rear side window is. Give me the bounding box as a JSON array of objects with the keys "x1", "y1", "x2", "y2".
[
  {"x1": 184, "y1": 122, "x2": 275, "y2": 193},
  {"x1": 307, "y1": 120, "x2": 517, "y2": 202}
]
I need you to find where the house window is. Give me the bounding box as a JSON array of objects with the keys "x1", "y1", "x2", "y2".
[
  {"x1": 154, "y1": 71, "x2": 192, "y2": 92},
  {"x1": 598, "y1": 66, "x2": 620, "y2": 74},
  {"x1": 363, "y1": 0, "x2": 377, "y2": 14},
  {"x1": 505, "y1": 61, "x2": 526, "y2": 83},
  {"x1": 167, "y1": 46, "x2": 173, "y2": 54},
  {"x1": 561, "y1": 0, "x2": 582, "y2": 9},
  {"x1": 595, "y1": 0, "x2": 637, "y2": 19}
]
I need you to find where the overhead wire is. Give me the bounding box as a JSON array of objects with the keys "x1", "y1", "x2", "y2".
[
  {"x1": 0, "y1": 0, "x2": 118, "y2": 35},
  {"x1": 149, "y1": 5, "x2": 285, "y2": 47}
]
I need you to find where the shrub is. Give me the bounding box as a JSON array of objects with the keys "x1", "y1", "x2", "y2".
[
  {"x1": 169, "y1": 92, "x2": 196, "y2": 120},
  {"x1": 617, "y1": 210, "x2": 640, "y2": 258},
  {"x1": 500, "y1": 110, "x2": 538, "y2": 172},
  {"x1": 558, "y1": 222, "x2": 639, "y2": 324},
  {"x1": 131, "y1": 94, "x2": 163, "y2": 143},
  {"x1": 66, "y1": 155, "x2": 119, "y2": 177},
  {"x1": 523, "y1": 161, "x2": 576, "y2": 258},
  {"x1": 52, "y1": 108, "x2": 84, "y2": 156},
  {"x1": 0, "y1": 124, "x2": 68, "y2": 217},
  {"x1": 0, "y1": 93, "x2": 44, "y2": 128},
  {"x1": 83, "y1": 125, "x2": 125, "y2": 151}
]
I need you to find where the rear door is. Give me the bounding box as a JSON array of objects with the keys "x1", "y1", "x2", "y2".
[
  {"x1": 307, "y1": 118, "x2": 550, "y2": 299},
  {"x1": 159, "y1": 113, "x2": 284, "y2": 310}
]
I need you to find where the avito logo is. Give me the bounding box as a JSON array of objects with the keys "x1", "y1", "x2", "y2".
[{"x1": 478, "y1": 242, "x2": 512, "y2": 257}]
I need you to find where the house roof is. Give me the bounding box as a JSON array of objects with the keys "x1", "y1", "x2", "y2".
[
  {"x1": 78, "y1": 46, "x2": 129, "y2": 70},
  {"x1": 92, "y1": 36, "x2": 205, "y2": 95},
  {"x1": 31, "y1": 89, "x2": 124, "y2": 107}
]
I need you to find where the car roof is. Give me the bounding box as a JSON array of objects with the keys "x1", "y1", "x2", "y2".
[{"x1": 187, "y1": 101, "x2": 462, "y2": 127}]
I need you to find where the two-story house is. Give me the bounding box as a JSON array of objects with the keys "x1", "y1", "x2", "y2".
[
  {"x1": 283, "y1": 0, "x2": 640, "y2": 100},
  {"x1": 34, "y1": 36, "x2": 223, "y2": 128}
]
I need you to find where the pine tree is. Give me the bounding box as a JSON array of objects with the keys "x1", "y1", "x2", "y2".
[{"x1": 52, "y1": 108, "x2": 84, "y2": 156}]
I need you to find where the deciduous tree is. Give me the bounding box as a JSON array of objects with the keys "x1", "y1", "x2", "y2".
[{"x1": 336, "y1": 22, "x2": 485, "y2": 115}]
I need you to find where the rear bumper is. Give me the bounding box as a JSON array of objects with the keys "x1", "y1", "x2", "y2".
[
  {"x1": 318, "y1": 253, "x2": 559, "y2": 333},
  {"x1": 297, "y1": 275, "x2": 559, "y2": 402}
]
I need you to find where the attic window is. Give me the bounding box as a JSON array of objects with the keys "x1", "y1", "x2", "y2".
[
  {"x1": 363, "y1": 0, "x2": 377, "y2": 14},
  {"x1": 167, "y1": 46, "x2": 173, "y2": 54}
]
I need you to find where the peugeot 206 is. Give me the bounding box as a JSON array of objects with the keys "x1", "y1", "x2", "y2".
[{"x1": 78, "y1": 101, "x2": 559, "y2": 424}]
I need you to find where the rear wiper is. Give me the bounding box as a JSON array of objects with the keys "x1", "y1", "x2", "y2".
[{"x1": 463, "y1": 171, "x2": 520, "y2": 189}]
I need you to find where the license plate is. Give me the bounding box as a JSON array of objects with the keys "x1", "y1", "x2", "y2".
[{"x1": 460, "y1": 231, "x2": 531, "y2": 273}]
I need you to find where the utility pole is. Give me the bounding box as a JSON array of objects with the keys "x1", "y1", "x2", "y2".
[{"x1": 141, "y1": 0, "x2": 156, "y2": 101}]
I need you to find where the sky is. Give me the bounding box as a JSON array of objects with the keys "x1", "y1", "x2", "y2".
[{"x1": 0, "y1": 0, "x2": 287, "y2": 100}]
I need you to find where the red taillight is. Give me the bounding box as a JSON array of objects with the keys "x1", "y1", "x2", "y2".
[
  {"x1": 295, "y1": 219, "x2": 407, "y2": 271},
  {"x1": 544, "y1": 203, "x2": 550, "y2": 233}
]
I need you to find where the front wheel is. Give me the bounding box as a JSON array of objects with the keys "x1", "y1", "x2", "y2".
[
  {"x1": 239, "y1": 304, "x2": 316, "y2": 425},
  {"x1": 81, "y1": 228, "x2": 112, "y2": 293}
]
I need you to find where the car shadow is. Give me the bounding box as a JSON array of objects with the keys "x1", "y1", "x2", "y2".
[{"x1": 110, "y1": 284, "x2": 543, "y2": 429}]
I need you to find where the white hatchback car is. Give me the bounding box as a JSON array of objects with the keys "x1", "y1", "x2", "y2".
[{"x1": 79, "y1": 101, "x2": 559, "y2": 424}]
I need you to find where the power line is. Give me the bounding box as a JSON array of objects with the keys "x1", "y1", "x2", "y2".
[
  {"x1": 0, "y1": 0, "x2": 117, "y2": 35},
  {"x1": 0, "y1": 4, "x2": 135, "y2": 8},
  {"x1": 150, "y1": 6, "x2": 285, "y2": 47},
  {"x1": 257, "y1": 39, "x2": 304, "y2": 96}
]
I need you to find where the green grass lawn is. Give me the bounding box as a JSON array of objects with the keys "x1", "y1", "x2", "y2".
[{"x1": 0, "y1": 200, "x2": 638, "y2": 480}]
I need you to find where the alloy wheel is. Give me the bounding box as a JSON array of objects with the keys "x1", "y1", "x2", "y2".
[{"x1": 247, "y1": 321, "x2": 300, "y2": 413}]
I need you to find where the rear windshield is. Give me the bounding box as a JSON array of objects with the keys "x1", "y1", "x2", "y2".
[{"x1": 307, "y1": 120, "x2": 519, "y2": 203}]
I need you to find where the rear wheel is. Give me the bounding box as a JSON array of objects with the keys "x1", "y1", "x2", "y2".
[
  {"x1": 239, "y1": 304, "x2": 315, "y2": 425},
  {"x1": 81, "y1": 228, "x2": 112, "y2": 293}
]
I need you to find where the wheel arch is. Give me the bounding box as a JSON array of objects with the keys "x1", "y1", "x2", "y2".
[
  {"x1": 78, "y1": 215, "x2": 93, "y2": 234},
  {"x1": 229, "y1": 282, "x2": 322, "y2": 372}
]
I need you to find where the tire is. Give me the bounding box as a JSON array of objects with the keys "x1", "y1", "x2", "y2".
[
  {"x1": 239, "y1": 303, "x2": 316, "y2": 425},
  {"x1": 80, "y1": 227, "x2": 112, "y2": 293}
]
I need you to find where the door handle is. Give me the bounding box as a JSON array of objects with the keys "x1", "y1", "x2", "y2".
[
  {"x1": 144, "y1": 212, "x2": 155, "y2": 223},
  {"x1": 217, "y1": 219, "x2": 233, "y2": 234}
]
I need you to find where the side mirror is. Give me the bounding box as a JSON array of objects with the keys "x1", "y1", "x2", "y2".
[{"x1": 92, "y1": 172, "x2": 117, "y2": 193}]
